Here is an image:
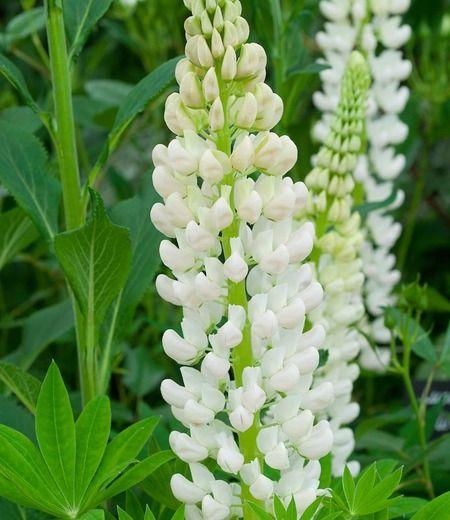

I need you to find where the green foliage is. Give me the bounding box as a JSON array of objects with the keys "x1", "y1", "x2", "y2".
[
  {"x1": 411, "y1": 492, "x2": 450, "y2": 519},
  {"x1": 0, "y1": 362, "x2": 41, "y2": 413},
  {"x1": 316, "y1": 462, "x2": 403, "y2": 518},
  {"x1": 1, "y1": 8, "x2": 46, "y2": 47},
  {"x1": 0, "y1": 122, "x2": 60, "y2": 240},
  {"x1": 64, "y1": 0, "x2": 115, "y2": 60},
  {"x1": 0, "y1": 207, "x2": 38, "y2": 271},
  {"x1": 55, "y1": 190, "x2": 131, "y2": 339},
  {"x1": 0, "y1": 363, "x2": 171, "y2": 518},
  {"x1": 0, "y1": 53, "x2": 40, "y2": 112}
]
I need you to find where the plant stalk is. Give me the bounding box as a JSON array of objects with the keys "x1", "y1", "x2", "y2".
[
  {"x1": 45, "y1": 0, "x2": 93, "y2": 404},
  {"x1": 401, "y1": 336, "x2": 435, "y2": 498}
]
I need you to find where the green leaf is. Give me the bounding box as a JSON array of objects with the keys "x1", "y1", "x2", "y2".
[
  {"x1": 54, "y1": 191, "x2": 131, "y2": 337},
  {"x1": 0, "y1": 395, "x2": 35, "y2": 440},
  {"x1": 0, "y1": 207, "x2": 38, "y2": 271},
  {"x1": 103, "y1": 56, "x2": 180, "y2": 155},
  {"x1": 126, "y1": 490, "x2": 144, "y2": 519},
  {"x1": 388, "y1": 496, "x2": 428, "y2": 518},
  {"x1": 35, "y1": 362, "x2": 76, "y2": 505},
  {"x1": 141, "y1": 456, "x2": 188, "y2": 510},
  {"x1": 0, "y1": 498, "x2": 23, "y2": 520},
  {"x1": 171, "y1": 506, "x2": 185, "y2": 520},
  {"x1": 274, "y1": 495, "x2": 286, "y2": 519},
  {"x1": 86, "y1": 58, "x2": 180, "y2": 190},
  {"x1": 353, "y1": 463, "x2": 377, "y2": 513},
  {"x1": 85, "y1": 79, "x2": 133, "y2": 107},
  {"x1": 0, "y1": 425, "x2": 65, "y2": 514},
  {"x1": 355, "y1": 467, "x2": 403, "y2": 515},
  {"x1": 342, "y1": 466, "x2": 355, "y2": 511},
  {"x1": 301, "y1": 498, "x2": 323, "y2": 520},
  {"x1": 86, "y1": 417, "x2": 159, "y2": 498},
  {"x1": 110, "y1": 182, "x2": 162, "y2": 324},
  {"x1": 247, "y1": 501, "x2": 274, "y2": 519},
  {"x1": 117, "y1": 507, "x2": 134, "y2": 520},
  {"x1": 410, "y1": 492, "x2": 450, "y2": 520},
  {"x1": 75, "y1": 396, "x2": 111, "y2": 504},
  {"x1": 319, "y1": 453, "x2": 332, "y2": 488},
  {"x1": 4, "y1": 8, "x2": 45, "y2": 45},
  {"x1": 5, "y1": 300, "x2": 74, "y2": 370},
  {"x1": 98, "y1": 451, "x2": 175, "y2": 503},
  {"x1": 384, "y1": 307, "x2": 437, "y2": 363},
  {"x1": 123, "y1": 347, "x2": 164, "y2": 397},
  {"x1": 0, "y1": 122, "x2": 60, "y2": 240},
  {"x1": 144, "y1": 506, "x2": 157, "y2": 520},
  {"x1": 0, "y1": 54, "x2": 40, "y2": 113},
  {"x1": 424, "y1": 286, "x2": 450, "y2": 313},
  {"x1": 80, "y1": 511, "x2": 105, "y2": 520},
  {"x1": 64, "y1": 0, "x2": 114, "y2": 59},
  {"x1": 0, "y1": 362, "x2": 41, "y2": 414},
  {"x1": 355, "y1": 190, "x2": 398, "y2": 219},
  {"x1": 0, "y1": 106, "x2": 43, "y2": 133},
  {"x1": 286, "y1": 498, "x2": 297, "y2": 520},
  {"x1": 287, "y1": 61, "x2": 330, "y2": 77}
]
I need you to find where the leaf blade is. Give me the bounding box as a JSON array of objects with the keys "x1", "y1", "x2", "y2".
[
  {"x1": 0, "y1": 122, "x2": 60, "y2": 240},
  {"x1": 35, "y1": 362, "x2": 76, "y2": 506},
  {"x1": 0, "y1": 362, "x2": 41, "y2": 414}
]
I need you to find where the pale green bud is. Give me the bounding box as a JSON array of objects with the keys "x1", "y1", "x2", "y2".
[
  {"x1": 211, "y1": 28, "x2": 225, "y2": 58},
  {"x1": 221, "y1": 45, "x2": 237, "y2": 80},
  {"x1": 209, "y1": 97, "x2": 225, "y2": 131},
  {"x1": 202, "y1": 67, "x2": 220, "y2": 102}
]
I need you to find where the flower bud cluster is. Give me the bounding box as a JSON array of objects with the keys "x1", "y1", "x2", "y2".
[
  {"x1": 151, "y1": 0, "x2": 333, "y2": 517},
  {"x1": 300, "y1": 51, "x2": 370, "y2": 477},
  {"x1": 313, "y1": 0, "x2": 411, "y2": 370}
]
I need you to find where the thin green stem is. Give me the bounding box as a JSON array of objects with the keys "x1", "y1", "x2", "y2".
[
  {"x1": 400, "y1": 337, "x2": 435, "y2": 498},
  {"x1": 45, "y1": 0, "x2": 91, "y2": 404},
  {"x1": 45, "y1": 0, "x2": 83, "y2": 230},
  {"x1": 99, "y1": 292, "x2": 123, "y2": 394}
]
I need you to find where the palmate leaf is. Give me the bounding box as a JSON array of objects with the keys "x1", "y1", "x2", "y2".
[
  {"x1": 64, "y1": 0, "x2": 114, "y2": 60},
  {"x1": 0, "y1": 123, "x2": 60, "y2": 241},
  {"x1": 0, "y1": 207, "x2": 38, "y2": 271},
  {"x1": 35, "y1": 362, "x2": 76, "y2": 505},
  {"x1": 0, "y1": 363, "x2": 164, "y2": 517},
  {"x1": 0, "y1": 362, "x2": 41, "y2": 414},
  {"x1": 54, "y1": 191, "x2": 131, "y2": 340}
]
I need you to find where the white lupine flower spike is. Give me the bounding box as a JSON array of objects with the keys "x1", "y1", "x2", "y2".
[
  {"x1": 314, "y1": 0, "x2": 411, "y2": 372},
  {"x1": 299, "y1": 51, "x2": 371, "y2": 477},
  {"x1": 151, "y1": 0, "x2": 333, "y2": 516}
]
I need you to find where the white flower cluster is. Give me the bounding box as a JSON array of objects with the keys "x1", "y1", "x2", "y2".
[
  {"x1": 301, "y1": 51, "x2": 371, "y2": 477},
  {"x1": 313, "y1": 0, "x2": 411, "y2": 370},
  {"x1": 151, "y1": 0, "x2": 334, "y2": 517}
]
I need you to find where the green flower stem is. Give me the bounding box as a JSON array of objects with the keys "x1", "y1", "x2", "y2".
[
  {"x1": 215, "y1": 77, "x2": 261, "y2": 518},
  {"x1": 45, "y1": 0, "x2": 93, "y2": 404},
  {"x1": 222, "y1": 217, "x2": 261, "y2": 520},
  {"x1": 400, "y1": 325, "x2": 435, "y2": 499}
]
